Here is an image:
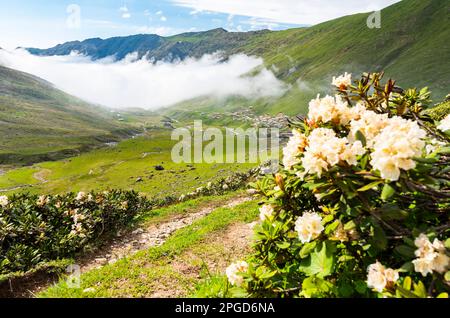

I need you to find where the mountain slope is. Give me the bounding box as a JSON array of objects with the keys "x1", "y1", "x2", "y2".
[
  {"x1": 167, "y1": 0, "x2": 449, "y2": 117},
  {"x1": 0, "y1": 65, "x2": 135, "y2": 165},
  {"x1": 236, "y1": 0, "x2": 449, "y2": 93}
]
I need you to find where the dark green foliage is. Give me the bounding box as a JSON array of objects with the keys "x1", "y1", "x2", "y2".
[{"x1": 0, "y1": 190, "x2": 150, "y2": 276}]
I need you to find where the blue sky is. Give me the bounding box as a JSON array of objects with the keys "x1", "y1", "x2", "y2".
[{"x1": 0, "y1": 0, "x2": 400, "y2": 49}]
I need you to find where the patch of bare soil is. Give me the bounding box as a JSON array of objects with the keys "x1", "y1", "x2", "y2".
[{"x1": 150, "y1": 221, "x2": 256, "y2": 298}]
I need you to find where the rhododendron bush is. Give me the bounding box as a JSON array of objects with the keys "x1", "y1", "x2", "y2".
[
  {"x1": 228, "y1": 73, "x2": 450, "y2": 298},
  {"x1": 0, "y1": 190, "x2": 150, "y2": 277}
]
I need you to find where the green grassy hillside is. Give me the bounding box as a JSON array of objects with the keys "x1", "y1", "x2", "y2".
[
  {"x1": 0, "y1": 65, "x2": 146, "y2": 165},
  {"x1": 167, "y1": 0, "x2": 449, "y2": 117},
  {"x1": 0, "y1": 130, "x2": 258, "y2": 197}
]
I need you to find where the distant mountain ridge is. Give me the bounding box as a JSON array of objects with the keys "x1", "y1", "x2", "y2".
[
  {"x1": 24, "y1": 0, "x2": 450, "y2": 116},
  {"x1": 26, "y1": 28, "x2": 270, "y2": 62}
]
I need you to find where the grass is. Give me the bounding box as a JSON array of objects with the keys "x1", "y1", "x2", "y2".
[
  {"x1": 0, "y1": 129, "x2": 270, "y2": 198},
  {"x1": 39, "y1": 198, "x2": 259, "y2": 298}
]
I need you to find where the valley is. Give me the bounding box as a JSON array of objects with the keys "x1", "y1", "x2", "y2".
[{"x1": 0, "y1": 0, "x2": 449, "y2": 300}]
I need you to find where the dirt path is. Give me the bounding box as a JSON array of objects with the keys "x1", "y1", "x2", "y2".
[
  {"x1": 78, "y1": 196, "x2": 252, "y2": 273},
  {"x1": 0, "y1": 168, "x2": 50, "y2": 193},
  {"x1": 150, "y1": 221, "x2": 256, "y2": 298},
  {"x1": 33, "y1": 168, "x2": 51, "y2": 183}
]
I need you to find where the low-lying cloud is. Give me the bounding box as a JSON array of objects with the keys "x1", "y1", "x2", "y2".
[{"x1": 0, "y1": 49, "x2": 287, "y2": 109}]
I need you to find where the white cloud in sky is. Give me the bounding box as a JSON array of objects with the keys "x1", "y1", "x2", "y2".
[
  {"x1": 171, "y1": 0, "x2": 401, "y2": 25},
  {"x1": 160, "y1": 16, "x2": 168, "y2": 22},
  {"x1": 0, "y1": 49, "x2": 286, "y2": 110}
]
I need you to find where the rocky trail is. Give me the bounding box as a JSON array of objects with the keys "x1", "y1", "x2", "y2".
[{"x1": 78, "y1": 195, "x2": 252, "y2": 273}]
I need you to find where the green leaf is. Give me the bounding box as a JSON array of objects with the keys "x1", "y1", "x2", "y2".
[
  {"x1": 372, "y1": 224, "x2": 387, "y2": 250},
  {"x1": 396, "y1": 285, "x2": 419, "y2": 298},
  {"x1": 301, "y1": 276, "x2": 335, "y2": 298},
  {"x1": 437, "y1": 147, "x2": 450, "y2": 154},
  {"x1": 300, "y1": 241, "x2": 317, "y2": 258},
  {"x1": 357, "y1": 181, "x2": 383, "y2": 192},
  {"x1": 413, "y1": 281, "x2": 427, "y2": 298},
  {"x1": 325, "y1": 220, "x2": 340, "y2": 235},
  {"x1": 395, "y1": 245, "x2": 415, "y2": 259},
  {"x1": 379, "y1": 205, "x2": 408, "y2": 220},
  {"x1": 381, "y1": 183, "x2": 395, "y2": 201},
  {"x1": 437, "y1": 293, "x2": 449, "y2": 298},
  {"x1": 322, "y1": 215, "x2": 334, "y2": 225},
  {"x1": 276, "y1": 241, "x2": 291, "y2": 249},
  {"x1": 413, "y1": 157, "x2": 438, "y2": 164},
  {"x1": 355, "y1": 130, "x2": 367, "y2": 147},
  {"x1": 399, "y1": 262, "x2": 414, "y2": 272},
  {"x1": 403, "y1": 276, "x2": 412, "y2": 290},
  {"x1": 344, "y1": 220, "x2": 356, "y2": 231},
  {"x1": 444, "y1": 271, "x2": 450, "y2": 282},
  {"x1": 299, "y1": 242, "x2": 335, "y2": 278},
  {"x1": 445, "y1": 238, "x2": 450, "y2": 249}
]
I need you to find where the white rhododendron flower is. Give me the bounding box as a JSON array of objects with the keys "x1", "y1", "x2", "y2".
[
  {"x1": 259, "y1": 204, "x2": 275, "y2": 222},
  {"x1": 226, "y1": 261, "x2": 249, "y2": 287},
  {"x1": 282, "y1": 129, "x2": 307, "y2": 169},
  {"x1": 412, "y1": 234, "x2": 449, "y2": 276},
  {"x1": 437, "y1": 114, "x2": 450, "y2": 132},
  {"x1": 75, "y1": 192, "x2": 87, "y2": 201},
  {"x1": 349, "y1": 110, "x2": 390, "y2": 147},
  {"x1": 370, "y1": 117, "x2": 426, "y2": 181},
  {"x1": 367, "y1": 261, "x2": 399, "y2": 293},
  {"x1": 332, "y1": 72, "x2": 352, "y2": 89},
  {"x1": 294, "y1": 212, "x2": 324, "y2": 243},
  {"x1": 426, "y1": 139, "x2": 446, "y2": 155},
  {"x1": 37, "y1": 195, "x2": 49, "y2": 207},
  {"x1": 0, "y1": 195, "x2": 9, "y2": 208},
  {"x1": 339, "y1": 140, "x2": 366, "y2": 166},
  {"x1": 308, "y1": 95, "x2": 357, "y2": 125},
  {"x1": 301, "y1": 128, "x2": 366, "y2": 177}
]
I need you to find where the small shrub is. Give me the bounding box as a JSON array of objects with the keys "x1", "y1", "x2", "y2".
[{"x1": 0, "y1": 190, "x2": 150, "y2": 276}]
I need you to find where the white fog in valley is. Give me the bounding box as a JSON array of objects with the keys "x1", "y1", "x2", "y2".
[{"x1": 0, "y1": 49, "x2": 287, "y2": 109}]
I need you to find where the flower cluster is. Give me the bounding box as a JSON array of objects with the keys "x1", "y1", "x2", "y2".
[
  {"x1": 294, "y1": 212, "x2": 324, "y2": 243},
  {"x1": 282, "y1": 129, "x2": 307, "y2": 169},
  {"x1": 282, "y1": 83, "x2": 429, "y2": 181},
  {"x1": 226, "y1": 261, "x2": 249, "y2": 287},
  {"x1": 437, "y1": 114, "x2": 450, "y2": 132},
  {"x1": 259, "y1": 204, "x2": 275, "y2": 222},
  {"x1": 308, "y1": 95, "x2": 360, "y2": 126},
  {"x1": 412, "y1": 234, "x2": 449, "y2": 277},
  {"x1": 349, "y1": 109, "x2": 389, "y2": 147},
  {"x1": 301, "y1": 128, "x2": 365, "y2": 177},
  {"x1": 370, "y1": 118, "x2": 427, "y2": 181},
  {"x1": 366, "y1": 261, "x2": 399, "y2": 293},
  {"x1": 332, "y1": 72, "x2": 352, "y2": 90},
  {"x1": 36, "y1": 195, "x2": 49, "y2": 207},
  {"x1": 0, "y1": 195, "x2": 8, "y2": 208}
]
